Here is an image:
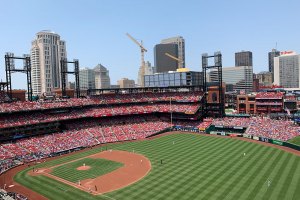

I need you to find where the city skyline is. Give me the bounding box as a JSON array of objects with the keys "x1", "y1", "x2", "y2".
[{"x1": 0, "y1": 0, "x2": 300, "y2": 89}]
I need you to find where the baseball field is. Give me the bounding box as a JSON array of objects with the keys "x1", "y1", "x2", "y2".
[{"x1": 13, "y1": 133, "x2": 300, "y2": 200}]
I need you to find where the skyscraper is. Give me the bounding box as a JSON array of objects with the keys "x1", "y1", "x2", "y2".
[
  {"x1": 268, "y1": 49, "x2": 280, "y2": 82},
  {"x1": 161, "y1": 36, "x2": 185, "y2": 69},
  {"x1": 31, "y1": 30, "x2": 67, "y2": 95},
  {"x1": 235, "y1": 51, "x2": 253, "y2": 67},
  {"x1": 274, "y1": 51, "x2": 300, "y2": 88},
  {"x1": 79, "y1": 68, "x2": 95, "y2": 90},
  {"x1": 209, "y1": 66, "x2": 253, "y2": 93},
  {"x1": 154, "y1": 43, "x2": 178, "y2": 73},
  {"x1": 94, "y1": 64, "x2": 110, "y2": 89},
  {"x1": 138, "y1": 61, "x2": 154, "y2": 86}
]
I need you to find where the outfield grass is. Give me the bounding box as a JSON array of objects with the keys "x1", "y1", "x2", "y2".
[
  {"x1": 50, "y1": 158, "x2": 123, "y2": 183},
  {"x1": 15, "y1": 133, "x2": 300, "y2": 200},
  {"x1": 288, "y1": 136, "x2": 300, "y2": 146}
]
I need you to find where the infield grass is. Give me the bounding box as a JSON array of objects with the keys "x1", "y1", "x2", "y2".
[
  {"x1": 15, "y1": 133, "x2": 300, "y2": 200},
  {"x1": 50, "y1": 158, "x2": 123, "y2": 183}
]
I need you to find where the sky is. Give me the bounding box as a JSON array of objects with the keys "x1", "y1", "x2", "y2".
[{"x1": 0, "y1": 0, "x2": 299, "y2": 89}]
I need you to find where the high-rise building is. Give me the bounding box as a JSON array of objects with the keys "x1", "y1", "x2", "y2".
[
  {"x1": 31, "y1": 30, "x2": 67, "y2": 95},
  {"x1": 117, "y1": 78, "x2": 135, "y2": 88},
  {"x1": 79, "y1": 68, "x2": 95, "y2": 90},
  {"x1": 268, "y1": 49, "x2": 280, "y2": 81},
  {"x1": 144, "y1": 61, "x2": 155, "y2": 75},
  {"x1": 274, "y1": 51, "x2": 300, "y2": 88},
  {"x1": 94, "y1": 64, "x2": 110, "y2": 89},
  {"x1": 137, "y1": 61, "x2": 154, "y2": 87},
  {"x1": 154, "y1": 43, "x2": 178, "y2": 73},
  {"x1": 235, "y1": 51, "x2": 253, "y2": 67},
  {"x1": 209, "y1": 66, "x2": 253, "y2": 93},
  {"x1": 161, "y1": 36, "x2": 185, "y2": 69}
]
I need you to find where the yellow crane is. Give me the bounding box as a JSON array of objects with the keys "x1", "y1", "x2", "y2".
[
  {"x1": 165, "y1": 53, "x2": 183, "y2": 69},
  {"x1": 126, "y1": 33, "x2": 147, "y2": 86}
]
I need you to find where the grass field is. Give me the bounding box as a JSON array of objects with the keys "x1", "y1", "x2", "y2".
[
  {"x1": 288, "y1": 136, "x2": 300, "y2": 146},
  {"x1": 50, "y1": 158, "x2": 123, "y2": 183},
  {"x1": 15, "y1": 133, "x2": 300, "y2": 200}
]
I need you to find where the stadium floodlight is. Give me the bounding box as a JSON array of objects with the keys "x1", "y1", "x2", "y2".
[
  {"x1": 23, "y1": 54, "x2": 30, "y2": 70},
  {"x1": 5, "y1": 52, "x2": 15, "y2": 70}
]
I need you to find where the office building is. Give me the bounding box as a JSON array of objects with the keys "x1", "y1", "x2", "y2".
[
  {"x1": 235, "y1": 51, "x2": 253, "y2": 66},
  {"x1": 274, "y1": 51, "x2": 300, "y2": 88},
  {"x1": 118, "y1": 78, "x2": 135, "y2": 88},
  {"x1": 94, "y1": 64, "x2": 110, "y2": 89},
  {"x1": 79, "y1": 68, "x2": 95, "y2": 90},
  {"x1": 161, "y1": 36, "x2": 185, "y2": 69},
  {"x1": 268, "y1": 49, "x2": 280, "y2": 81},
  {"x1": 31, "y1": 30, "x2": 67, "y2": 95},
  {"x1": 209, "y1": 66, "x2": 253, "y2": 93},
  {"x1": 154, "y1": 43, "x2": 178, "y2": 73},
  {"x1": 145, "y1": 61, "x2": 155, "y2": 75},
  {"x1": 268, "y1": 49, "x2": 280, "y2": 73},
  {"x1": 144, "y1": 69, "x2": 202, "y2": 87},
  {"x1": 256, "y1": 71, "x2": 273, "y2": 87},
  {"x1": 137, "y1": 61, "x2": 154, "y2": 87}
]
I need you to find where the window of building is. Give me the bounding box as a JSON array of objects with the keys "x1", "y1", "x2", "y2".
[{"x1": 212, "y1": 92, "x2": 218, "y2": 102}]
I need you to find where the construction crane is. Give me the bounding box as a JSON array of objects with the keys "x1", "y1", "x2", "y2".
[
  {"x1": 126, "y1": 33, "x2": 147, "y2": 87},
  {"x1": 165, "y1": 53, "x2": 183, "y2": 69}
]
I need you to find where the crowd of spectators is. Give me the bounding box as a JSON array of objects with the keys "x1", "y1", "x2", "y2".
[
  {"x1": 0, "y1": 103, "x2": 200, "y2": 129},
  {"x1": 0, "y1": 115, "x2": 171, "y2": 163},
  {"x1": 247, "y1": 117, "x2": 300, "y2": 141},
  {"x1": 0, "y1": 189, "x2": 28, "y2": 200},
  {"x1": 0, "y1": 92, "x2": 203, "y2": 113},
  {"x1": 91, "y1": 91, "x2": 203, "y2": 104},
  {"x1": 0, "y1": 189, "x2": 14, "y2": 200},
  {"x1": 212, "y1": 117, "x2": 252, "y2": 128},
  {"x1": 0, "y1": 98, "x2": 96, "y2": 113},
  {"x1": 197, "y1": 118, "x2": 213, "y2": 130},
  {"x1": 0, "y1": 91, "x2": 10, "y2": 103},
  {"x1": 212, "y1": 116, "x2": 300, "y2": 141}
]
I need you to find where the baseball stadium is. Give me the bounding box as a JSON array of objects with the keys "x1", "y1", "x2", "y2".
[{"x1": 0, "y1": 84, "x2": 300, "y2": 200}]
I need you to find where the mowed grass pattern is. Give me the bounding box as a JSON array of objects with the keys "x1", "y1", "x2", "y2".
[
  {"x1": 288, "y1": 136, "x2": 300, "y2": 146},
  {"x1": 15, "y1": 133, "x2": 300, "y2": 200},
  {"x1": 50, "y1": 158, "x2": 123, "y2": 183}
]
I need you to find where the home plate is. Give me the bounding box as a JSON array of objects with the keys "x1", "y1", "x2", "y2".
[{"x1": 8, "y1": 185, "x2": 15, "y2": 188}]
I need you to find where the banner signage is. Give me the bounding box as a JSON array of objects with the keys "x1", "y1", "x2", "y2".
[
  {"x1": 272, "y1": 140, "x2": 283, "y2": 146},
  {"x1": 215, "y1": 125, "x2": 224, "y2": 128},
  {"x1": 243, "y1": 134, "x2": 252, "y2": 139},
  {"x1": 253, "y1": 136, "x2": 259, "y2": 141},
  {"x1": 233, "y1": 126, "x2": 243, "y2": 130}
]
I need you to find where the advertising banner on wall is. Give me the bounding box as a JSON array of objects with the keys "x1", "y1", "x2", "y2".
[
  {"x1": 243, "y1": 134, "x2": 252, "y2": 139},
  {"x1": 253, "y1": 136, "x2": 259, "y2": 141},
  {"x1": 272, "y1": 140, "x2": 283, "y2": 146}
]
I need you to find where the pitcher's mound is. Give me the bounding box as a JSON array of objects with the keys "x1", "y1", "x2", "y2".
[{"x1": 77, "y1": 166, "x2": 91, "y2": 171}]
